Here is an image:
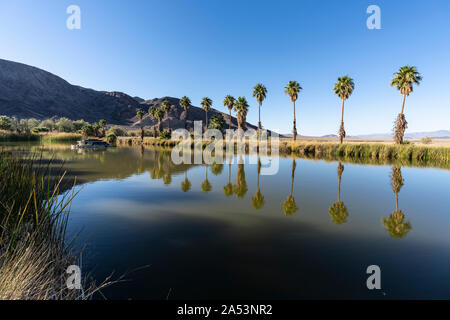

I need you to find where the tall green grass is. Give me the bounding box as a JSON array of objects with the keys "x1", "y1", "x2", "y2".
[{"x1": 0, "y1": 151, "x2": 110, "y2": 299}]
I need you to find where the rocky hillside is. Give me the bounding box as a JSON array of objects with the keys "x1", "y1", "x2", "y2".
[{"x1": 0, "y1": 59, "x2": 254, "y2": 130}]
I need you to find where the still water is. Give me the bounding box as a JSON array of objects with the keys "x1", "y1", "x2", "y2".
[{"x1": 6, "y1": 144, "x2": 450, "y2": 299}]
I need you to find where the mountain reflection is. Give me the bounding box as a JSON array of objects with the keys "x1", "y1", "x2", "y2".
[
  {"x1": 282, "y1": 157, "x2": 298, "y2": 216},
  {"x1": 382, "y1": 166, "x2": 412, "y2": 238},
  {"x1": 329, "y1": 162, "x2": 349, "y2": 225}
]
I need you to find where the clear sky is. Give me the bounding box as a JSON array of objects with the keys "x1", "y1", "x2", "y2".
[{"x1": 0, "y1": 0, "x2": 449, "y2": 135}]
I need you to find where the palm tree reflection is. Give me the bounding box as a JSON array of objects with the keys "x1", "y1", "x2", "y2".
[
  {"x1": 233, "y1": 155, "x2": 248, "y2": 199},
  {"x1": 181, "y1": 171, "x2": 191, "y2": 192},
  {"x1": 251, "y1": 157, "x2": 265, "y2": 210},
  {"x1": 223, "y1": 163, "x2": 233, "y2": 197},
  {"x1": 282, "y1": 158, "x2": 298, "y2": 216},
  {"x1": 328, "y1": 162, "x2": 349, "y2": 225},
  {"x1": 382, "y1": 166, "x2": 412, "y2": 238},
  {"x1": 201, "y1": 165, "x2": 212, "y2": 193}
]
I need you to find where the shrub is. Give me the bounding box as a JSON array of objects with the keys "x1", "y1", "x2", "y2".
[
  {"x1": 159, "y1": 130, "x2": 171, "y2": 139},
  {"x1": 421, "y1": 137, "x2": 433, "y2": 145},
  {"x1": 81, "y1": 124, "x2": 94, "y2": 137},
  {"x1": 0, "y1": 116, "x2": 12, "y2": 131},
  {"x1": 106, "y1": 133, "x2": 117, "y2": 144},
  {"x1": 32, "y1": 126, "x2": 50, "y2": 133},
  {"x1": 108, "y1": 126, "x2": 127, "y2": 137},
  {"x1": 55, "y1": 118, "x2": 74, "y2": 132}
]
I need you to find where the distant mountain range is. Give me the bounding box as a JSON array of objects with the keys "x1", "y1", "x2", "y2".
[{"x1": 0, "y1": 59, "x2": 254, "y2": 130}]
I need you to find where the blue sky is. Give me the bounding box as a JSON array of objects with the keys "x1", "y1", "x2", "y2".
[{"x1": 0, "y1": 0, "x2": 449, "y2": 135}]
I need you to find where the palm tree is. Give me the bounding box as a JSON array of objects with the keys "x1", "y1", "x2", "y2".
[
  {"x1": 223, "y1": 163, "x2": 233, "y2": 197},
  {"x1": 382, "y1": 166, "x2": 412, "y2": 238},
  {"x1": 148, "y1": 106, "x2": 157, "y2": 137},
  {"x1": 161, "y1": 100, "x2": 173, "y2": 133},
  {"x1": 154, "y1": 108, "x2": 165, "y2": 134},
  {"x1": 181, "y1": 171, "x2": 191, "y2": 192},
  {"x1": 253, "y1": 83, "x2": 267, "y2": 136},
  {"x1": 211, "y1": 162, "x2": 224, "y2": 175},
  {"x1": 334, "y1": 76, "x2": 355, "y2": 144},
  {"x1": 390, "y1": 66, "x2": 423, "y2": 144},
  {"x1": 179, "y1": 96, "x2": 191, "y2": 130},
  {"x1": 136, "y1": 109, "x2": 145, "y2": 142},
  {"x1": 328, "y1": 162, "x2": 349, "y2": 224},
  {"x1": 234, "y1": 97, "x2": 249, "y2": 130},
  {"x1": 282, "y1": 158, "x2": 298, "y2": 216},
  {"x1": 251, "y1": 157, "x2": 265, "y2": 210},
  {"x1": 285, "y1": 81, "x2": 302, "y2": 141},
  {"x1": 223, "y1": 95, "x2": 235, "y2": 131},
  {"x1": 201, "y1": 97, "x2": 213, "y2": 131},
  {"x1": 99, "y1": 119, "x2": 107, "y2": 137},
  {"x1": 201, "y1": 165, "x2": 212, "y2": 193}
]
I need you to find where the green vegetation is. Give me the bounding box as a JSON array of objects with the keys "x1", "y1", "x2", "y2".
[
  {"x1": 208, "y1": 114, "x2": 225, "y2": 133},
  {"x1": 0, "y1": 152, "x2": 107, "y2": 299},
  {"x1": 161, "y1": 101, "x2": 173, "y2": 133}
]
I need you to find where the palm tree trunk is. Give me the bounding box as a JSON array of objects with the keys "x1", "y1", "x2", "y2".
[
  {"x1": 395, "y1": 192, "x2": 399, "y2": 211},
  {"x1": 158, "y1": 120, "x2": 162, "y2": 134},
  {"x1": 400, "y1": 94, "x2": 406, "y2": 114},
  {"x1": 258, "y1": 102, "x2": 262, "y2": 131},
  {"x1": 205, "y1": 110, "x2": 208, "y2": 131},
  {"x1": 290, "y1": 159, "x2": 296, "y2": 196},
  {"x1": 229, "y1": 110, "x2": 232, "y2": 130},
  {"x1": 338, "y1": 176, "x2": 341, "y2": 202},
  {"x1": 167, "y1": 117, "x2": 171, "y2": 133},
  {"x1": 340, "y1": 99, "x2": 345, "y2": 144},
  {"x1": 293, "y1": 101, "x2": 297, "y2": 141},
  {"x1": 185, "y1": 109, "x2": 188, "y2": 130}
]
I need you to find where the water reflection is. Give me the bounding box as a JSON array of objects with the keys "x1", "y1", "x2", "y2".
[
  {"x1": 382, "y1": 166, "x2": 412, "y2": 238},
  {"x1": 233, "y1": 155, "x2": 248, "y2": 199},
  {"x1": 281, "y1": 157, "x2": 298, "y2": 216},
  {"x1": 181, "y1": 171, "x2": 191, "y2": 192},
  {"x1": 251, "y1": 157, "x2": 265, "y2": 210},
  {"x1": 223, "y1": 163, "x2": 233, "y2": 197},
  {"x1": 201, "y1": 165, "x2": 212, "y2": 193},
  {"x1": 328, "y1": 162, "x2": 349, "y2": 225}
]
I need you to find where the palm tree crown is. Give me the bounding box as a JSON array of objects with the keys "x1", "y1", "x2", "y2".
[
  {"x1": 284, "y1": 81, "x2": 302, "y2": 102},
  {"x1": 223, "y1": 95, "x2": 235, "y2": 112},
  {"x1": 136, "y1": 109, "x2": 145, "y2": 121},
  {"x1": 334, "y1": 76, "x2": 355, "y2": 101},
  {"x1": 180, "y1": 96, "x2": 191, "y2": 111},
  {"x1": 161, "y1": 100, "x2": 172, "y2": 115},
  {"x1": 253, "y1": 83, "x2": 267, "y2": 105},
  {"x1": 391, "y1": 65, "x2": 422, "y2": 96},
  {"x1": 201, "y1": 97, "x2": 212, "y2": 112}
]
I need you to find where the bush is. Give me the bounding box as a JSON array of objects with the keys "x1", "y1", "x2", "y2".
[
  {"x1": 55, "y1": 118, "x2": 74, "y2": 132},
  {"x1": 159, "y1": 130, "x2": 171, "y2": 139},
  {"x1": 31, "y1": 126, "x2": 50, "y2": 133},
  {"x1": 108, "y1": 126, "x2": 127, "y2": 137},
  {"x1": 421, "y1": 137, "x2": 433, "y2": 145},
  {"x1": 0, "y1": 116, "x2": 12, "y2": 131},
  {"x1": 106, "y1": 133, "x2": 117, "y2": 144},
  {"x1": 81, "y1": 124, "x2": 94, "y2": 137}
]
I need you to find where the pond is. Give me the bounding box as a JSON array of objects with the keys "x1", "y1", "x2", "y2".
[{"x1": 3, "y1": 144, "x2": 450, "y2": 299}]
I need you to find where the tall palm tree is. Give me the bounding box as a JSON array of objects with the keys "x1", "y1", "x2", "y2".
[
  {"x1": 148, "y1": 106, "x2": 157, "y2": 137},
  {"x1": 200, "y1": 97, "x2": 212, "y2": 131},
  {"x1": 253, "y1": 83, "x2": 267, "y2": 136},
  {"x1": 282, "y1": 158, "x2": 298, "y2": 216},
  {"x1": 390, "y1": 65, "x2": 422, "y2": 144},
  {"x1": 334, "y1": 76, "x2": 355, "y2": 144},
  {"x1": 328, "y1": 162, "x2": 349, "y2": 224},
  {"x1": 284, "y1": 81, "x2": 302, "y2": 141},
  {"x1": 251, "y1": 157, "x2": 265, "y2": 210},
  {"x1": 154, "y1": 108, "x2": 165, "y2": 134},
  {"x1": 161, "y1": 100, "x2": 173, "y2": 133},
  {"x1": 179, "y1": 96, "x2": 191, "y2": 130},
  {"x1": 223, "y1": 95, "x2": 235, "y2": 131},
  {"x1": 136, "y1": 109, "x2": 145, "y2": 142},
  {"x1": 99, "y1": 119, "x2": 107, "y2": 137},
  {"x1": 382, "y1": 166, "x2": 412, "y2": 238},
  {"x1": 234, "y1": 97, "x2": 249, "y2": 130}
]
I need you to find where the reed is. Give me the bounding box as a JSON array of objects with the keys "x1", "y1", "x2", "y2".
[{"x1": 0, "y1": 151, "x2": 109, "y2": 299}]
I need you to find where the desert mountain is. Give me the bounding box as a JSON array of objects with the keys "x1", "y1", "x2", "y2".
[{"x1": 0, "y1": 59, "x2": 254, "y2": 130}]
